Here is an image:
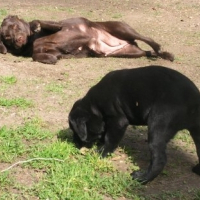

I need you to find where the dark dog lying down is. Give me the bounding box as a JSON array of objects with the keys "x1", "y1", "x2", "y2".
[
  {"x1": 69, "y1": 65, "x2": 200, "y2": 184},
  {"x1": 0, "y1": 15, "x2": 174, "y2": 64}
]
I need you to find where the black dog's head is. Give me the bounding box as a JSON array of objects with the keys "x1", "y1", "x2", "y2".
[
  {"x1": 0, "y1": 15, "x2": 30, "y2": 53},
  {"x1": 68, "y1": 99, "x2": 105, "y2": 148}
]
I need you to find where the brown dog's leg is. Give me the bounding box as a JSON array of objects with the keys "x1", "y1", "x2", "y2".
[
  {"x1": 32, "y1": 53, "x2": 58, "y2": 64},
  {"x1": 0, "y1": 41, "x2": 7, "y2": 54},
  {"x1": 0, "y1": 29, "x2": 7, "y2": 54},
  {"x1": 106, "y1": 43, "x2": 155, "y2": 59},
  {"x1": 98, "y1": 21, "x2": 174, "y2": 61},
  {"x1": 30, "y1": 20, "x2": 62, "y2": 33}
]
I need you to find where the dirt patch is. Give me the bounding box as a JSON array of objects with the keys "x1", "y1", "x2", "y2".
[{"x1": 0, "y1": 0, "x2": 200, "y2": 199}]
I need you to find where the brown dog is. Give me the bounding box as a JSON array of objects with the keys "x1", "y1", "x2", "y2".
[{"x1": 0, "y1": 15, "x2": 174, "y2": 64}]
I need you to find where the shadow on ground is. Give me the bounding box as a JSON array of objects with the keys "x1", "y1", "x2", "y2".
[{"x1": 58, "y1": 126, "x2": 200, "y2": 199}]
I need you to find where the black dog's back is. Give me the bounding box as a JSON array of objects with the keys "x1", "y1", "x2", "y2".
[
  {"x1": 89, "y1": 66, "x2": 200, "y2": 125},
  {"x1": 96, "y1": 66, "x2": 199, "y2": 99}
]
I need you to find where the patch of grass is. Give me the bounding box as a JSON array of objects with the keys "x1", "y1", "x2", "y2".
[
  {"x1": 112, "y1": 13, "x2": 122, "y2": 19},
  {"x1": 0, "y1": 76, "x2": 17, "y2": 84},
  {"x1": 0, "y1": 171, "x2": 14, "y2": 187},
  {"x1": 0, "y1": 97, "x2": 33, "y2": 108},
  {"x1": 194, "y1": 190, "x2": 200, "y2": 200},
  {"x1": 0, "y1": 76, "x2": 17, "y2": 93},
  {"x1": 40, "y1": 6, "x2": 76, "y2": 13},
  {"x1": 0, "y1": 118, "x2": 53, "y2": 162},
  {"x1": 16, "y1": 118, "x2": 54, "y2": 141},
  {"x1": 174, "y1": 129, "x2": 193, "y2": 144},
  {"x1": 0, "y1": 121, "x2": 142, "y2": 199},
  {"x1": 45, "y1": 82, "x2": 67, "y2": 93},
  {"x1": 28, "y1": 143, "x2": 140, "y2": 199},
  {"x1": 0, "y1": 9, "x2": 7, "y2": 20},
  {"x1": 0, "y1": 126, "x2": 25, "y2": 162}
]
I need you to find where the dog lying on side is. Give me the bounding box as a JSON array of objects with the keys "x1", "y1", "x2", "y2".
[
  {"x1": 0, "y1": 15, "x2": 174, "y2": 64},
  {"x1": 69, "y1": 65, "x2": 200, "y2": 184}
]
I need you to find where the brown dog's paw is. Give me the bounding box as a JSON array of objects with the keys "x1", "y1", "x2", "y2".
[
  {"x1": 0, "y1": 43, "x2": 7, "y2": 54},
  {"x1": 159, "y1": 51, "x2": 174, "y2": 62},
  {"x1": 30, "y1": 20, "x2": 41, "y2": 33}
]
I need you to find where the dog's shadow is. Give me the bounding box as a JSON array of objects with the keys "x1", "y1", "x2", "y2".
[
  {"x1": 119, "y1": 126, "x2": 199, "y2": 179},
  {"x1": 58, "y1": 126, "x2": 200, "y2": 196},
  {"x1": 57, "y1": 126, "x2": 150, "y2": 171},
  {"x1": 57, "y1": 128, "x2": 74, "y2": 142},
  {"x1": 57, "y1": 126, "x2": 198, "y2": 178}
]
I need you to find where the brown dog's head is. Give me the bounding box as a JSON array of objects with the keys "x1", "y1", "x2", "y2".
[
  {"x1": 69, "y1": 99, "x2": 105, "y2": 147},
  {"x1": 0, "y1": 15, "x2": 30, "y2": 52}
]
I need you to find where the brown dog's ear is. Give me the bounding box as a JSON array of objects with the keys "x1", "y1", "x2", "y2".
[{"x1": 69, "y1": 118, "x2": 87, "y2": 142}]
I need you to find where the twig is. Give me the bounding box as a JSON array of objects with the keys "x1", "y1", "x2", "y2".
[{"x1": 1, "y1": 157, "x2": 64, "y2": 173}]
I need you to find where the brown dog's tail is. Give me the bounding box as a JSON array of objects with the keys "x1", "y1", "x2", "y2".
[
  {"x1": 146, "y1": 50, "x2": 174, "y2": 62},
  {"x1": 158, "y1": 51, "x2": 174, "y2": 62}
]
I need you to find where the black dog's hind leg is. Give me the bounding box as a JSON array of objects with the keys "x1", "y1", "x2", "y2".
[
  {"x1": 189, "y1": 126, "x2": 200, "y2": 175},
  {"x1": 99, "y1": 116, "x2": 128, "y2": 158},
  {"x1": 131, "y1": 121, "x2": 177, "y2": 184}
]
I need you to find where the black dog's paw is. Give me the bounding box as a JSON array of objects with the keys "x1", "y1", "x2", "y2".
[
  {"x1": 192, "y1": 164, "x2": 200, "y2": 175},
  {"x1": 97, "y1": 146, "x2": 107, "y2": 158},
  {"x1": 131, "y1": 170, "x2": 148, "y2": 184},
  {"x1": 30, "y1": 20, "x2": 41, "y2": 33}
]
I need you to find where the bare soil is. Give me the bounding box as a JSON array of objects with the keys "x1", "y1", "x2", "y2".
[{"x1": 0, "y1": 0, "x2": 200, "y2": 199}]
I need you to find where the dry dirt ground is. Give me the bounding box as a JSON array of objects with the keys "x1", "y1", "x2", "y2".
[{"x1": 0, "y1": 0, "x2": 200, "y2": 199}]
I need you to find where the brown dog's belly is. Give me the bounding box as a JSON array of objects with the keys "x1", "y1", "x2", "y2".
[
  {"x1": 58, "y1": 25, "x2": 130, "y2": 56},
  {"x1": 87, "y1": 27, "x2": 128, "y2": 56},
  {"x1": 33, "y1": 25, "x2": 133, "y2": 59}
]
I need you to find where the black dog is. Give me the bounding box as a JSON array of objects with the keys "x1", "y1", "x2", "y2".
[{"x1": 69, "y1": 65, "x2": 200, "y2": 184}]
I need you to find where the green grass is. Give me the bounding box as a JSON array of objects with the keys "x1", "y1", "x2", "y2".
[
  {"x1": 174, "y1": 129, "x2": 193, "y2": 144},
  {"x1": 0, "y1": 97, "x2": 33, "y2": 108},
  {"x1": 0, "y1": 9, "x2": 7, "y2": 20},
  {"x1": 0, "y1": 126, "x2": 25, "y2": 162},
  {"x1": 0, "y1": 75, "x2": 17, "y2": 93},
  {"x1": 0, "y1": 118, "x2": 53, "y2": 162},
  {"x1": 0, "y1": 121, "x2": 142, "y2": 199},
  {"x1": 30, "y1": 145, "x2": 140, "y2": 200},
  {"x1": 112, "y1": 13, "x2": 122, "y2": 19},
  {"x1": 0, "y1": 76, "x2": 17, "y2": 84},
  {"x1": 45, "y1": 82, "x2": 67, "y2": 93}
]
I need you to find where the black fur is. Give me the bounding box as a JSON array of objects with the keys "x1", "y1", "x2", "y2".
[{"x1": 69, "y1": 65, "x2": 200, "y2": 184}]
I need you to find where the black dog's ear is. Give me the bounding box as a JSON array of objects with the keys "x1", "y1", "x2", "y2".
[
  {"x1": 89, "y1": 105, "x2": 105, "y2": 134},
  {"x1": 69, "y1": 118, "x2": 87, "y2": 141}
]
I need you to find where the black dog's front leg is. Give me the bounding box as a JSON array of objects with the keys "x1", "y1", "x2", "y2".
[{"x1": 99, "y1": 117, "x2": 128, "y2": 158}]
